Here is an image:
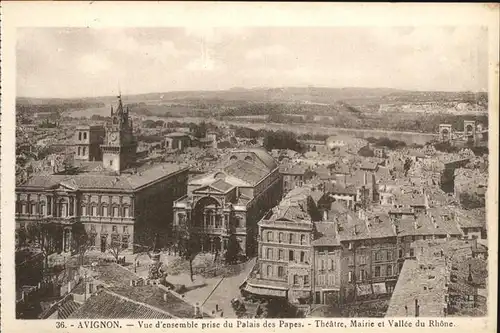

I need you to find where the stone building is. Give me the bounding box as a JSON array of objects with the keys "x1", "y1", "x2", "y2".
[
  {"x1": 15, "y1": 96, "x2": 189, "y2": 254},
  {"x1": 172, "y1": 148, "x2": 282, "y2": 257},
  {"x1": 73, "y1": 126, "x2": 105, "y2": 162},
  {"x1": 165, "y1": 132, "x2": 191, "y2": 151}
]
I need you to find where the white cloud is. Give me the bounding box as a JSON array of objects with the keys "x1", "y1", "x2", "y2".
[
  {"x1": 78, "y1": 53, "x2": 112, "y2": 76},
  {"x1": 245, "y1": 44, "x2": 288, "y2": 60}
]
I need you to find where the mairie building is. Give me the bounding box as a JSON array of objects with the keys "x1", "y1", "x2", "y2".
[{"x1": 16, "y1": 96, "x2": 189, "y2": 254}]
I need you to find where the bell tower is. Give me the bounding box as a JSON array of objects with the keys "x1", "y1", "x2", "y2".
[{"x1": 101, "y1": 94, "x2": 137, "y2": 173}]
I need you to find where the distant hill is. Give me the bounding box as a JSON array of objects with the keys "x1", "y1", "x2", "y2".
[{"x1": 17, "y1": 87, "x2": 487, "y2": 113}]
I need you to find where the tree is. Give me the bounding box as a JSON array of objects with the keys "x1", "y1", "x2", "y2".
[
  {"x1": 176, "y1": 218, "x2": 199, "y2": 282},
  {"x1": 72, "y1": 223, "x2": 92, "y2": 266},
  {"x1": 225, "y1": 234, "x2": 241, "y2": 265},
  {"x1": 403, "y1": 158, "x2": 413, "y2": 177},
  {"x1": 108, "y1": 236, "x2": 125, "y2": 262}
]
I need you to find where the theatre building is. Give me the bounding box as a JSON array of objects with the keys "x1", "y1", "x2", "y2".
[
  {"x1": 172, "y1": 148, "x2": 282, "y2": 257},
  {"x1": 15, "y1": 96, "x2": 189, "y2": 254}
]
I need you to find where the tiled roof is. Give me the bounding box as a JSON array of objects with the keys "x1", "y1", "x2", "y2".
[
  {"x1": 232, "y1": 148, "x2": 278, "y2": 171},
  {"x1": 88, "y1": 263, "x2": 143, "y2": 288},
  {"x1": 386, "y1": 259, "x2": 447, "y2": 317},
  {"x1": 58, "y1": 299, "x2": 81, "y2": 319},
  {"x1": 223, "y1": 160, "x2": 270, "y2": 186},
  {"x1": 18, "y1": 163, "x2": 187, "y2": 191},
  {"x1": 68, "y1": 289, "x2": 174, "y2": 319},
  {"x1": 107, "y1": 285, "x2": 201, "y2": 318}
]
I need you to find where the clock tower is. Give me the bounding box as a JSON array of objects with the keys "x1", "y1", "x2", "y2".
[{"x1": 101, "y1": 94, "x2": 137, "y2": 173}]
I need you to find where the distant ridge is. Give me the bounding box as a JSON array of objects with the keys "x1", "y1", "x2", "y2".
[{"x1": 17, "y1": 87, "x2": 487, "y2": 106}]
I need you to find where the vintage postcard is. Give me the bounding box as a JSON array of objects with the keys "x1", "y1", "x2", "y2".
[{"x1": 1, "y1": 2, "x2": 499, "y2": 333}]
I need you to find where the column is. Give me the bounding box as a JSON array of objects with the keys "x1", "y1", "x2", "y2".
[{"x1": 68, "y1": 228, "x2": 72, "y2": 252}]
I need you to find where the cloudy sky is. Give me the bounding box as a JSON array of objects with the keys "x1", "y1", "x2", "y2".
[{"x1": 17, "y1": 26, "x2": 488, "y2": 98}]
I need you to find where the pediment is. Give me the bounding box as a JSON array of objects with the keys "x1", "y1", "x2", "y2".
[
  {"x1": 193, "y1": 185, "x2": 224, "y2": 194},
  {"x1": 51, "y1": 181, "x2": 79, "y2": 192}
]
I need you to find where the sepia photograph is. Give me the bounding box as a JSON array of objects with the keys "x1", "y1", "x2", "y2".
[{"x1": 1, "y1": 2, "x2": 498, "y2": 332}]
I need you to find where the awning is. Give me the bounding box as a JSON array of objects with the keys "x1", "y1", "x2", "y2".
[
  {"x1": 356, "y1": 284, "x2": 372, "y2": 296},
  {"x1": 244, "y1": 284, "x2": 287, "y2": 298},
  {"x1": 372, "y1": 282, "x2": 387, "y2": 294}
]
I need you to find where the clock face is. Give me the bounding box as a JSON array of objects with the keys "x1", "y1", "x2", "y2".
[{"x1": 110, "y1": 133, "x2": 118, "y2": 142}]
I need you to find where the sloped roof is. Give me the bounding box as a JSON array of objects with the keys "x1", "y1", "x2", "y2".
[
  {"x1": 209, "y1": 179, "x2": 235, "y2": 192},
  {"x1": 223, "y1": 160, "x2": 270, "y2": 186},
  {"x1": 18, "y1": 163, "x2": 188, "y2": 191},
  {"x1": 57, "y1": 299, "x2": 81, "y2": 319},
  {"x1": 68, "y1": 289, "x2": 174, "y2": 319},
  {"x1": 231, "y1": 148, "x2": 278, "y2": 171}
]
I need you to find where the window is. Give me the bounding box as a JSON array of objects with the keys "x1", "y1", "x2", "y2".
[
  {"x1": 123, "y1": 207, "x2": 129, "y2": 217},
  {"x1": 83, "y1": 132, "x2": 87, "y2": 140},
  {"x1": 102, "y1": 206, "x2": 108, "y2": 217},
  {"x1": 112, "y1": 225, "x2": 117, "y2": 232},
  {"x1": 300, "y1": 251, "x2": 305, "y2": 263},
  {"x1": 289, "y1": 250, "x2": 294, "y2": 261},
  {"x1": 328, "y1": 259, "x2": 333, "y2": 270},
  {"x1": 304, "y1": 275, "x2": 310, "y2": 286},
  {"x1": 110, "y1": 160, "x2": 113, "y2": 166},
  {"x1": 267, "y1": 248, "x2": 273, "y2": 260},
  {"x1": 82, "y1": 147, "x2": 86, "y2": 155},
  {"x1": 467, "y1": 295, "x2": 475, "y2": 302},
  {"x1": 358, "y1": 255, "x2": 366, "y2": 265},
  {"x1": 90, "y1": 224, "x2": 96, "y2": 231},
  {"x1": 348, "y1": 256, "x2": 354, "y2": 266},
  {"x1": 78, "y1": 147, "x2": 81, "y2": 155},
  {"x1": 267, "y1": 265, "x2": 272, "y2": 277},
  {"x1": 387, "y1": 284, "x2": 394, "y2": 294},
  {"x1": 348, "y1": 271, "x2": 353, "y2": 282},
  {"x1": 375, "y1": 251, "x2": 384, "y2": 262},
  {"x1": 293, "y1": 275, "x2": 299, "y2": 285},
  {"x1": 399, "y1": 249, "x2": 403, "y2": 258},
  {"x1": 30, "y1": 203, "x2": 37, "y2": 215},
  {"x1": 91, "y1": 206, "x2": 97, "y2": 216},
  {"x1": 277, "y1": 266, "x2": 284, "y2": 278},
  {"x1": 387, "y1": 265, "x2": 393, "y2": 276},
  {"x1": 320, "y1": 259, "x2": 325, "y2": 271},
  {"x1": 374, "y1": 266, "x2": 381, "y2": 277},
  {"x1": 278, "y1": 249, "x2": 283, "y2": 260},
  {"x1": 359, "y1": 269, "x2": 365, "y2": 281},
  {"x1": 387, "y1": 251, "x2": 393, "y2": 261},
  {"x1": 81, "y1": 205, "x2": 87, "y2": 216},
  {"x1": 40, "y1": 203, "x2": 46, "y2": 215},
  {"x1": 123, "y1": 226, "x2": 128, "y2": 234},
  {"x1": 300, "y1": 234, "x2": 306, "y2": 245},
  {"x1": 410, "y1": 248, "x2": 415, "y2": 257},
  {"x1": 113, "y1": 206, "x2": 119, "y2": 217},
  {"x1": 289, "y1": 233, "x2": 294, "y2": 244},
  {"x1": 348, "y1": 242, "x2": 353, "y2": 250},
  {"x1": 267, "y1": 231, "x2": 273, "y2": 242},
  {"x1": 279, "y1": 232, "x2": 283, "y2": 243},
  {"x1": 79, "y1": 132, "x2": 82, "y2": 141}
]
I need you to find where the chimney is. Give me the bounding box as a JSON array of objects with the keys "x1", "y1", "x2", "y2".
[{"x1": 415, "y1": 299, "x2": 420, "y2": 317}]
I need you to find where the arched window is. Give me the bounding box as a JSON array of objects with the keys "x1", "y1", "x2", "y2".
[
  {"x1": 266, "y1": 248, "x2": 273, "y2": 259},
  {"x1": 101, "y1": 205, "x2": 108, "y2": 217},
  {"x1": 123, "y1": 206, "x2": 130, "y2": 217},
  {"x1": 112, "y1": 206, "x2": 119, "y2": 217},
  {"x1": 91, "y1": 205, "x2": 98, "y2": 216},
  {"x1": 229, "y1": 155, "x2": 237, "y2": 161},
  {"x1": 81, "y1": 204, "x2": 87, "y2": 216},
  {"x1": 244, "y1": 155, "x2": 253, "y2": 162},
  {"x1": 277, "y1": 266, "x2": 284, "y2": 278}
]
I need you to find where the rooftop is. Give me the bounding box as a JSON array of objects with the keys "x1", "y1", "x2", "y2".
[
  {"x1": 223, "y1": 160, "x2": 270, "y2": 186},
  {"x1": 18, "y1": 163, "x2": 188, "y2": 192}
]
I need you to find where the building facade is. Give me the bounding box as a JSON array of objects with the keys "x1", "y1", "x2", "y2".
[
  {"x1": 173, "y1": 148, "x2": 283, "y2": 257},
  {"x1": 16, "y1": 96, "x2": 189, "y2": 254},
  {"x1": 73, "y1": 126, "x2": 105, "y2": 162}
]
